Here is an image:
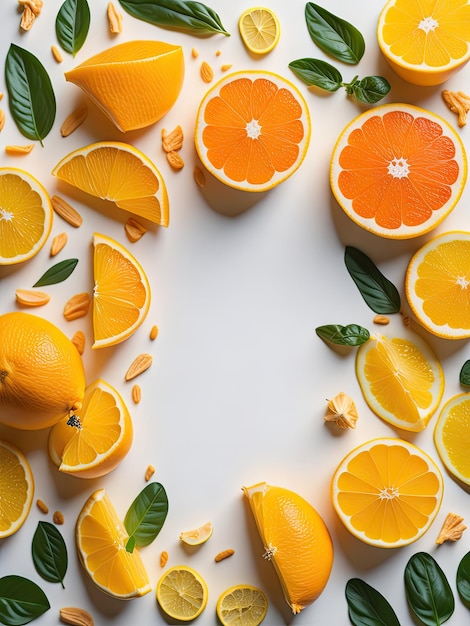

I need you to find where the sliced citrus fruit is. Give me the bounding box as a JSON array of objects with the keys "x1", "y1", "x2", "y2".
[
  {"x1": 0, "y1": 168, "x2": 52, "y2": 265},
  {"x1": 52, "y1": 141, "x2": 169, "y2": 226},
  {"x1": 156, "y1": 565, "x2": 208, "y2": 621},
  {"x1": 377, "y1": 0, "x2": 470, "y2": 86},
  {"x1": 92, "y1": 233, "x2": 150, "y2": 349},
  {"x1": 405, "y1": 231, "x2": 470, "y2": 339},
  {"x1": 330, "y1": 103, "x2": 467, "y2": 239},
  {"x1": 434, "y1": 393, "x2": 470, "y2": 485},
  {"x1": 48, "y1": 379, "x2": 133, "y2": 479},
  {"x1": 0, "y1": 440, "x2": 34, "y2": 538},
  {"x1": 242, "y1": 482, "x2": 333, "y2": 614},
  {"x1": 355, "y1": 331, "x2": 444, "y2": 432},
  {"x1": 76, "y1": 488, "x2": 151, "y2": 599},
  {"x1": 65, "y1": 40, "x2": 184, "y2": 131},
  {"x1": 331, "y1": 437, "x2": 443, "y2": 548},
  {"x1": 195, "y1": 70, "x2": 310, "y2": 192},
  {"x1": 216, "y1": 584, "x2": 268, "y2": 626},
  {"x1": 179, "y1": 521, "x2": 213, "y2": 545},
  {"x1": 239, "y1": 7, "x2": 280, "y2": 55}
]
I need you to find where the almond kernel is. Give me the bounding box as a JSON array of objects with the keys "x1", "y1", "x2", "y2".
[
  {"x1": 64, "y1": 293, "x2": 91, "y2": 321},
  {"x1": 5, "y1": 144, "x2": 34, "y2": 155},
  {"x1": 60, "y1": 104, "x2": 88, "y2": 137},
  {"x1": 50, "y1": 232, "x2": 68, "y2": 256},
  {"x1": 51, "y1": 195, "x2": 83, "y2": 227},
  {"x1": 200, "y1": 61, "x2": 214, "y2": 83},
  {"x1": 132, "y1": 384, "x2": 142, "y2": 404},
  {"x1": 161, "y1": 125, "x2": 184, "y2": 153},
  {"x1": 71, "y1": 330, "x2": 86, "y2": 355},
  {"x1": 149, "y1": 325, "x2": 159, "y2": 340},
  {"x1": 16, "y1": 289, "x2": 50, "y2": 307},
  {"x1": 166, "y1": 150, "x2": 184, "y2": 170},
  {"x1": 145, "y1": 464, "x2": 155, "y2": 481},
  {"x1": 125, "y1": 353, "x2": 152, "y2": 381},
  {"x1": 125, "y1": 217, "x2": 147, "y2": 243}
]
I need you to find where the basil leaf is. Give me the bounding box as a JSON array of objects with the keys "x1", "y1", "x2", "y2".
[
  {"x1": 405, "y1": 552, "x2": 454, "y2": 626},
  {"x1": 457, "y1": 551, "x2": 470, "y2": 607},
  {"x1": 0, "y1": 575, "x2": 50, "y2": 626},
  {"x1": 305, "y1": 3, "x2": 365, "y2": 64},
  {"x1": 345, "y1": 247, "x2": 401, "y2": 314},
  {"x1": 124, "y1": 482, "x2": 168, "y2": 551},
  {"x1": 289, "y1": 58, "x2": 342, "y2": 91},
  {"x1": 351, "y1": 76, "x2": 391, "y2": 104},
  {"x1": 459, "y1": 361, "x2": 470, "y2": 387},
  {"x1": 32, "y1": 522, "x2": 68, "y2": 588},
  {"x1": 56, "y1": 0, "x2": 90, "y2": 56},
  {"x1": 345, "y1": 578, "x2": 401, "y2": 626},
  {"x1": 5, "y1": 44, "x2": 56, "y2": 146},
  {"x1": 316, "y1": 323, "x2": 369, "y2": 346},
  {"x1": 118, "y1": 0, "x2": 229, "y2": 36},
  {"x1": 33, "y1": 259, "x2": 78, "y2": 287}
]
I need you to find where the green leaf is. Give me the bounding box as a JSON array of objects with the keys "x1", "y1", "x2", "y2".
[
  {"x1": 5, "y1": 44, "x2": 56, "y2": 146},
  {"x1": 457, "y1": 551, "x2": 470, "y2": 607},
  {"x1": 345, "y1": 578, "x2": 401, "y2": 626},
  {"x1": 31, "y1": 522, "x2": 68, "y2": 588},
  {"x1": 316, "y1": 323, "x2": 369, "y2": 346},
  {"x1": 32, "y1": 259, "x2": 78, "y2": 287},
  {"x1": 0, "y1": 575, "x2": 50, "y2": 626},
  {"x1": 289, "y1": 58, "x2": 342, "y2": 91},
  {"x1": 56, "y1": 0, "x2": 91, "y2": 56},
  {"x1": 124, "y1": 482, "x2": 168, "y2": 551},
  {"x1": 344, "y1": 247, "x2": 401, "y2": 314},
  {"x1": 305, "y1": 3, "x2": 365, "y2": 64},
  {"x1": 405, "y1": 552, "x2": 454, "y2": 626},
  {"x1": 118, "y1": 0, "x2": 229, "y2": 36},
  {"x1": 351, "y1": 75, "x2": 391, "y2": 104},
  {"x1": 459, "y1": 361, "x2": 470, "y2": 387}
]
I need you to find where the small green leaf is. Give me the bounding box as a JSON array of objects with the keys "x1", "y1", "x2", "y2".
[
  {"x1": 457, "y1": 551, "x2": 470, "y2": 608},
  {"x1": 289, "y1": 58, "x2": 342, "y2": 91},
  {"x1": 124, "y1": 482, "x2": 168, "y2": 551},
  {"x1": 459, "y1": 361, "x2": 470, "y2": 387},
  {"x1": 405, "y1": 552, "x2": 454, "y2": 626},
  {"x1": 316, "y1": 323, "x2": 370, "y2": 346},
  {"x1": 32, "y1": 522, "x2": 68, "y2": 588},
  {"x1": 351, "y1": 75, "x2": 391, "y2": 104},
  {"x1": 305, "y1": 3, "x2": 365, "y2": 64},
  {"x1": 56, "y1": 0, "x2": 91, "y2": 56},
  {"x1": 0, "y1": 575, "x2": 50, "y2": 626},
  {"x1": 32, "y1": 259, "x2": 78, "y2": 287},
  {"x1": 345, "y1": 578, "x2": 401, "y2": 626},
  {"x1": 344, "y1": 247, "x2": 401, "y2": 314}
]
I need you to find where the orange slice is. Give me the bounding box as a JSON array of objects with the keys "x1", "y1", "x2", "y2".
[
  {"x1": 239, "y1": 7, "x2": 281, "y2": 54},
  {"x1": 0, "y1": 440, "x2": 34, "y2": 538},
  {"x1": 434, "y1": 392, "x2": 470, "y2": 485}
]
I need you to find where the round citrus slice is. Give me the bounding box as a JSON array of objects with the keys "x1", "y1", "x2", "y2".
[
  {"x1": 355, "y1": 331, "x2": 444, "y2": 432},
  {"x1": 179, "y1": 521, "x2": 213, "y2": 545},
  {"x1": 377, "y1": 0, "x2": 470, "y2": 86},
  {"x1": 434, "y1": 393, "x2": 470, "y2": 485},
  {"x1": 331, "y1": 438, "x2": 443, "y2": 548},
  {"x1": 0, "y1": 168, "x2": 52, "y2": 265},
  {"x1": 405, "y1": 231, "x2": 470, "y2": 339},
  {"x1": 92, "y1": 233, "x2": 150, "y2": 348},
  {"x1": 52, "y1": 141, "x2": 169, "y2": 226},
  {"x1": 239, "y1": 7, "x2": 280, "y2": 54},
  {"x1": 195, "y1": 70, "x2": 310, "y2": 192},
  {"x1": 0, "y1": 440, "x2": 34, "y2": 538},
  {"x1": 330, "y1": 103, "x2": 467, "y2": 239},
  {"x1": 216, "y1": 584, "x2": 268, "y2": 626},
  {"x1": 156, "y1": 565, "x2": 208, "y2": 621}
]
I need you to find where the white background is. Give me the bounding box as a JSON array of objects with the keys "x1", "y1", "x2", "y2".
[{"x1": 1, "y1": 1, "x2": 470, "y2": 624}]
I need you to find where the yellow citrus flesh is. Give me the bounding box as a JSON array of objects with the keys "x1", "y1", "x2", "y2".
[
  {"x1": 0, "y1": 168, "x2": 52, "y2": 265},
  {"x1": 242, "y1": 482, "x2": 333, "y2": 614},
  {"x1": 156, "y1": 565, "x2": 208, "y2": 621},
  {"x1": 355, "y1": 332, "x2": 444, "y2": 432},
  {"x1": 48, "y1": 379, "x2": 133, "y2": 479},
  {"x1": 239, "y1": 7, "x2": 281, "y2": 54},
  {"x1": 76, "y1": 489, "x2": 151, "y2": 599},
  {"x1": 405, "y1": 231, "x2": 470, "y2": 339},
  {"x1": 216, "y1": 585, "x2": 268, "y2": 626},
  {"x1": 331, "y1": 438, "x2": 443, "y2": 548},
  {"x1": 179, "y1": 521, "x2": 213, "y2": 545},
  {"x1": 194, "y1": 70, "x2": 310, "y2": 192},
  {"x1": 0, "y1": 312, "x2": 86, "y2": 430},
  {"x1": 377, "y1": 0, "x2": 470, "y2": 86},
  {"x1": 65, "y1": 40, "x2": 184, "y2": 131},
  {"x1": 92, "y1": 233, "x2": 151, "y2": 349},
  {"x1": 52, "y1": 141, "x2": 169, "y2": 226},
  {"x1": 0, "y1": 440, "x2": 34, "y2": 538},
  {"x1": 434, "y1": 393, "x2": 470, "y2": 485}
]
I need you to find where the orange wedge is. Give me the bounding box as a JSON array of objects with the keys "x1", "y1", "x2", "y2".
[{"x1": 0, "y1": 440, "x2": 34, "y2": 538}]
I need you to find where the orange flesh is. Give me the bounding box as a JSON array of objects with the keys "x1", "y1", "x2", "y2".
[
  {"x1": 0, "y1": 447, "x2": 30, "y2": 533},
  {"x1": 442, "y1": 399, "x2": 470, "y2": 476}
]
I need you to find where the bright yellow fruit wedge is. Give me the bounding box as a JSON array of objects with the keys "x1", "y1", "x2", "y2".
[
  {"x1": 434, "y1": 393, "x2": 470, "y2": 486},
  {"x1": 156, "y1": 565, "x2": 208, "y2": 621},
  {"x1": 216, "y1": 585, "x2": 268, "y2": 626},
  {"x1": 179, "y1": 521, "x2": 213, "y2": 545},
  {"x1": 0, "y1": 440, "x2": 34, "y2": 538},
  {"x1": 239, "y1": 7, "x2": 280, "y2": 54}
]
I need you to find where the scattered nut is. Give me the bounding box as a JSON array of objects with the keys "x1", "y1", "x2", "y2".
[
  {"x1": 149, "y1": 324, "x2": 159, "y2": 340},
  {"x1": 125, "y1": 353, "x2": 153, "y2": 381},
  {"x1": 373, "y1": 314, "x2": 390, "y2": 325},
  {"x1": 436, "y1": 512, "x2": 466, "y2": 544},
  {"x1": 59, "y1": 606, "x2": 94, "y2": 626},
  {"x1": 161, "y1": 125, "x2": 184, "y2": 153},
  {"x1": 64, "y1": 293, "x2": 91, "y2": 321},
  {"x1": 191, "y1": 47, "x2": 199, "y2": 58},
  {"x1": 0, "y1": 110, "x2": 5, "y2": 132},
  {"x1": 36, "y1": 499, "x2": 49, "y2": 514},
  {"x1": 324, "y1": 392, "x2": 358, "y2": 429},
  {"x1": 215, "y1": 549, "x2": 235, "y2": 562},
  {"x1": 71, "y1": 330, "x2": 86, "y2": 355},
  {"x1": 15, "y1": 289, "x2": 50, "y2": 307},
  {"x1": 50, "y1": 232, "x2": 68, "y2": 256},
  {"x1": 193, "y1": 165, "x2": 206, "y2": 188},
  {"x1": 51, "y1": 45, "x2": 63, "y2": 63},
  {"x1": 53, "y1": 510, "x2": 64, "y2": 525},
  {"x1": 51, "y1": 195, "x2": 83, "y2": 227},
  {"x1": 18, "y1": 0, "x2": 43, "y2": 30},
  {"x1": 107, "y1": 2, "x2": 123, "y2": 33},
  {"x1": 160, "y1": 550, "x2": 169, "y2": 567},
  {"x1": 5, "y1": 144, "x2": 34, "y2": 155},
  {"x1": 60, "y1": 104, "x2": 88, "y2": 137},
  {"x1": 166, "y1": 150, "x2": 184, "y2": 170},
  {"x1": 200, "y1": 61, "x2": 214, "y2": 83},
  {"x1": 125, "y1": 217, "x2": 147, "y2": 243},
  {"x1": 132, "y1": 384, "x2": 142, "y2": 404},
  {"x1": 145, "y1": 464, "x2": 155, "y2": 481},
  {"x1": 221, "y1": 64, "x2": 233, "y2": 72},
  {"x1": 442, "y1": 89, "x2": 470, "y2": 127},
  {"x1": 215, "y1": 50, "x2": 222, "y2": 57}
]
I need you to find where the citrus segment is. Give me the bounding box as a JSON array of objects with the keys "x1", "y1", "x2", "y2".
[
  {"x1": 216, "y1": 585, "x2": 268, "y2": 626},
  {"x1": 179, "y1": 521, "x2": 213, "y2": 545},
  {"x1": 156, "y1": 565, "x2": 208, "y2": 621},
  {"x1": 355, "y1": 332, "x2": 444, "y2": 432},
  {"x1": 331, "y1": 438, "x2": 443, "y2": 548},
  {"x1": 0, "y1": 440, "x2": 34, "y2": 538},
  {"x1": 76, "y1": 489, "x2": 151, "y2": 599},
  {"x1": 434, "y1": 393, "x2": 470, "y2": 485},
  {"x1": 377, "y1": 0, "x2": 470, "y2": 86},
  {"x1": 65, "y1": 40, "x2": 184, "y2": 131},
  {"x1": 92, "y1": 233, "x2": 150, "y2": 349},
  {"x1": 405, "y1": 231, "x2": 470, "y2": 339},
  {"x1": 0, "y1": 168, "x2": 52, "y2": 265},
  {"x1": 195, "y1": 70, "x2": 310, "y2": 192},
  {"x1": 330, "y1": 103, "x2": 467, "y2": 239},
  {"x1": 239, "y1": 8, "x2": 280, "y2": 54},
  {"x1": 242, "y1": 482, "x2": 333, "y2": 614}
]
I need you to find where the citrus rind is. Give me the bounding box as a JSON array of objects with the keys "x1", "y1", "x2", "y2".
[{"x1": 434, "y1": 393, "x2": 470, "y2": 486}]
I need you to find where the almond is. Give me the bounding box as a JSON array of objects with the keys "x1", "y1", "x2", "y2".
[
  {"x1": 125, "y1": 353, "x2": 152, "y2": 381},
  {"x1": 5, "y1": 144, "x2": 34, "y2": 155},
  {"x1": 51, "y1": 195, "x2": 83, "y2": 227},
  {"x1": 60, "y1": 104, "x2": 88, "y2": 137},
  {"x1": 64, "y1": 293, "x2": 91, "y2": 321},
  {"x1": 166, "y1": 150, "x2": 184, "y2": 170},
  {"x1": 50, "y1": 232, "x2": 68, "y2": 256},
  {"x1": 107, "y1": 2, "x2": 123, "y2": 33},
  {"x1": 71, "y1": 330, "x2": 86, "y2": 355},
  {"x1": 59, "y1": 607, "x2": 94, "y2": 626},
  {"x1": 15, "y1": 289, "x2": 50, "y2": 307},
  {"x1": 145, "y1": 464, "x2": 155, "y2": 481},
  {"x1": 125, "y1": 217, "x2": 147, "y2": 243},
  {"x1": 162, "y1": 125, "x2": 184, "y2": 153},
  {"x1": 51, "y1": 45, "x2": 63, "y2": 63},
  {"x1": 200, "y1": 61, "x2": 214, "y2": 83},
  {"x1": 149, "y1": 324, "x2": 159, "y2": 340},
  {"x1": 132, "y1": 384, "x2": 141, "y2": 404},
  {"x1": 214, "y1": 549, "x2": 235, "y2": 562}
]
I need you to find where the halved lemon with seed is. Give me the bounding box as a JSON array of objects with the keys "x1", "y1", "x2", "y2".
[
  {"x1": 239, "y1": 7, "x2": 280, "y2": 55},
  {"x1": 216, "y1": 584, "x2": 268, "y2": 626},
  {"x1": 0, "y1": 440, "x2": 34, "y2": 538},
  {"x1": 434, "y1": 393, "x2": 470, "y2": 486},
  {"x1": 156, "y1": 565, "x2": 208, "y2": 621}
]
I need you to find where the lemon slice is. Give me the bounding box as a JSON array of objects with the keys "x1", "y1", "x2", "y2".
[
  {"x1": 156, "y1": 565, "x2": 208, "y2": 621},
  {"x1": 179, "y1": 521, "x2": 213, "y2": 545},
  {"x1": 434, "y1": 393, "x2": 470, "y2": 486},
  {"x1": 0, "y1": 440, "x2": 34, "y2": 538},
  {"x1": 239, "y1": 7, "x2": 280, "y2": 54},
  {"x1": 216, "y1": 585, "x2": 268, "y2": 626}
]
